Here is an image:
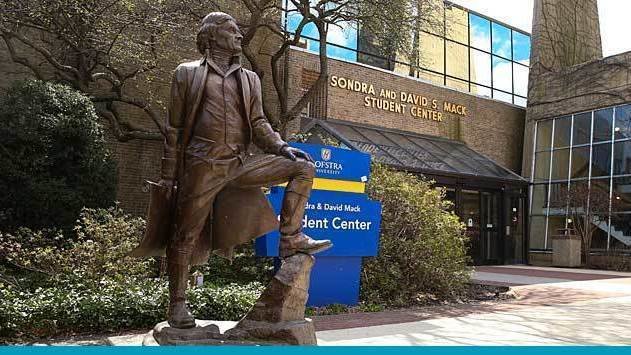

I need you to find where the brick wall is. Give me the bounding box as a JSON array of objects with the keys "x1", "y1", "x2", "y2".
[{"x1": 286, "y1": 47, "x2": 526, "y2": 173}]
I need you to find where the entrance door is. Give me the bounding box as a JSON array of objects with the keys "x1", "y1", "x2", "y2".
[
  {"x1": 459, "y1": 189, "x2": 504, "y2": 265},
  {"x1": 504, "y1": 190, "x2": 526, "y2": 264},
  {"x1": 461, "y1": 190, "x2": 481, "y2": 264},
  {"x1": 480, "y1": 192, "x2": 501, "y2": 264}
]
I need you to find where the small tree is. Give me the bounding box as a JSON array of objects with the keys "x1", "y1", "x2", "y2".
[
  {"x1": 551, "y1": 181, "x2": 614, "y2": 266},
  {"x1": 0, "y1": 80, "x2": 117, "y2": 232}
]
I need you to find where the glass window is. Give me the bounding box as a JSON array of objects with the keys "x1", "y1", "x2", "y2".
[
  {"x1": 610, "y1": 214, "x2": 631, "y2": 250},
  {"x1": 492, "y1": 56, "x2": 512, "y2": 92},
  {"x1": 286, "y1": 8, "x2": 358, "y2": 62},
  {"x1": 531, "y1": 184, "x2": 548, "y2": 215},
  {"x1": 592, "y1": 142, "x2": 613, "y2": 177},
  {"x1": 492, "y1": 23, "x2": 511, "y2": 59},
  {"x1": 594, "y1": 109, "x2": 613, "y2": 142},
  {"x1": 419, "y1": 32, "x2": 444, "y2": 74},
  {"x1": 588, "y1": 178, "x2": 610, "y2": 214},
  {"x1": 471, "y1": 84, "x2": 491, "y2": 97},
  {"x1": 536, "y1": 120, "x2": 553, "y2": 151},
  {"x1": 591, "y1": 178, "x2": 612, "y2": 213},
  {"x1": 571, "y1": 146, "x2": 590, "y2": 179},
  {"x1": 615, "y1": 104, "x2": 631, "y2": 140},
  {"x1": 470, "y1": 49, "x2": 491, "y2": 86},
  {"x1": 357, "y1": 28, "x2": 392, "y2": 70},
  {"x1": 534, "y1": 151, "x2": 551, "y2": 181},
  {"x1": 393, "y1": 59, "x2": 411, "y2": 76},
  {"x1": 469, "y1": 13, "x2": 490, "y2": 51},
  {"x1": 529, "y1": 216, "x2": 547, "y2": 249},
  {"x1": 445, "y1": 6, "x2": 468, "y2": 44},
  {"x1": 614, "y1": 140, "x2": 631, "y2": 175},
  {"x1": 612, "y1": 177, "x2": 631, "y2": 213},
  {"x1": 547, "y1": 215, "x2": 569, "y2": 245},
  {"x1": 549, "y1": 182, "x2": 570, "y2": 211},
  {"x1": 446, "y1": 77, "x2": 469, "y2": 91},
  {"x1": 514, "y1": 96, "x2": 527, "y2": 107},
  {"x1": 573, "y1": 112, "x2": 592, "y2": 146},
  {"x1": 327, "y1": 43, "x2": 358, "y2": 62},
  {"x1": 513, "y1": 63, "x2": 528, "y2": 97},
  {"x1": 326, "y1": 22, "x2": 358, "y2": 61},
  {"x1": 512, "y1": 30, "x2": 530, "y2": 65},
  {"x1": 285, "y1": 6, "x2": 317, "y2": 37},
  {"x1": 493, "y1": 90, "x2": 512, "y2": 104},
  {"x1": 551, "y1": 148, "x2": 570, "y2": 180},
  {"x1": 590, "y1": 217, "x2": 609, "y2": 250},
  {"x1": 553, "y1": 116, "x2": 572, "y2": 148},
  {"x1": 420, "y1": 3, "x2": 444, "y2": 35},
  {"x1": 446, "y1": 42, "x2": 469, "y2": 80},
  {"x1": 418, "y1": 70, "x2": 444, "y2": 86}
]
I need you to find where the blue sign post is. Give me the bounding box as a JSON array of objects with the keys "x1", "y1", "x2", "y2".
[{"x1": 255, "y1": 143, "x2": 381, "y2": 306}]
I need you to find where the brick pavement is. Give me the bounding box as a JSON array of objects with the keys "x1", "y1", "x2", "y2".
[{"x1": 312, "y1": 265, "x2": 631, "y2": 332}]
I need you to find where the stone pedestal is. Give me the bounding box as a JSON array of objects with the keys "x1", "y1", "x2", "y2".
[
  {"x1": 552, "y1": 234, "x2": 582, "y2": 267},
  {"x1": 146, "y1": 253, "x2": 317, "y2": 345}
]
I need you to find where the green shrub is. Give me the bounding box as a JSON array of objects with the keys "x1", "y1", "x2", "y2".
[
  {"x1": 195, "y1": 245, "x2": 274, "y2": 286},
  {"x1": 0, "y1": 206, "x2": 151, "y2": 287},
  {"x1": 0, "y1": 279, "x2": 263, "y2": 338},
  {"x1": 0, "y1": 80, "x2": 117, "y2": 232},
  {"x1": 361, "y1": 164, "x2": 471, "y2": 306},
  {"x1": 0, "y1": 207, "x2": 266, "y2": 339}
]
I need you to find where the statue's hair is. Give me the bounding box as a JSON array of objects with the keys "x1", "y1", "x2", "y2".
[{"x1": 196, "y1": 12, "x2": 237, "y2": 55}]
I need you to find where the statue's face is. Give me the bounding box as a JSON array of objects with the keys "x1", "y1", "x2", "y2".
[{"x1": 213, "y1": 19, "x2": 242, "y2": 54}]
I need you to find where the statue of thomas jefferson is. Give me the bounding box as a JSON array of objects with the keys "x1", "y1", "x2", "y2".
[{"x1": 131, "y1": 12, "x2": 332, "y2": 329}]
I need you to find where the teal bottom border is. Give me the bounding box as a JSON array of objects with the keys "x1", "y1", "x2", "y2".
[{"x1": 1, "y1": 347, "x2": 630, "y2": 354}]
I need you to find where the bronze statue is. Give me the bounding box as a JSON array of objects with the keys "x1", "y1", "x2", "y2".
[{"x1": 131, "y1": 12, "x2": 332, "y2": 329}]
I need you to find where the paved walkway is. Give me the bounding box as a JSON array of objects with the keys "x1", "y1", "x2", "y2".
[
  {"x1": 316, "y1": 265, "x2": 631, "y2": 345},
  {"x1": 36, "y1": 265, "x2": 631, "y2": 345}
]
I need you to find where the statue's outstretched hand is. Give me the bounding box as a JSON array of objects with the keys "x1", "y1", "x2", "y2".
[{"x1": 280, "y1": 146, "x2": 314, "y2": 163}]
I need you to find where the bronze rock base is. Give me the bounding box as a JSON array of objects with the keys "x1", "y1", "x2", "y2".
[
  {"x1": 143, "y1": 318, "x2": 316, "y2": 345},
  {"x1": 144, "y1": 253, "x2": 318, "y2": 346}
]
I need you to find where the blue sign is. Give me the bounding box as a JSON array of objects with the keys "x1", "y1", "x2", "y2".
[
  {"x1": 290, "y1": 143, "x2": 371, "y2": 182},
  {"x1": 256, "y1": 144, "x2": 381, "y2": 306},
  {"x1": 255, "y1": 189, "x2": 381, "y2": 257}
]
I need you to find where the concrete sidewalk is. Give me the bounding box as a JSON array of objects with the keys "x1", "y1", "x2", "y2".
[
  {"x1": 34, "y1": 265, "x2": 631, "y2": 346},
  {"x1": 316, "y1": 266, "x2": 631, "y2": 345}
]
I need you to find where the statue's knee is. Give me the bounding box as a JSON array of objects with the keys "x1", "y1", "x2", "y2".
[{"x1": 298, "y1": 160, "x2": 315, "y2": 178}]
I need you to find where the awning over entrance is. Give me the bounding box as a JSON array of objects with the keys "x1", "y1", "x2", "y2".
[{"x1": 301, "y1": 118, "x2": 527, "y2": 186}]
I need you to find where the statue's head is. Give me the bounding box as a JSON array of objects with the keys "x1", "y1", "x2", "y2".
[{"x1": 196, "y1": 12, "x2": 243, "y2": 55}]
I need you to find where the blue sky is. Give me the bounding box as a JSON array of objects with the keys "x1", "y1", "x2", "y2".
[{"x1": 451, "y1": 0, "x2": 630, "y2": 57}]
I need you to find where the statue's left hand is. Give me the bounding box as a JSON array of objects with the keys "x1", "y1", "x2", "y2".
[{"x1": 280, "y1": 146, "x2": 314, "y2": 163}]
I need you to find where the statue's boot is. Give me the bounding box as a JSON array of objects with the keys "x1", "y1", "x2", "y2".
[
  {"x1": 278, "y1": 190, "x2": 332, "y2": 258},
  {"x1": 167, "y1": 261, "x2": 195, "y2": 329},
  {"x1": 280, "y1": 232, "x2": 333, "y2": 258}
]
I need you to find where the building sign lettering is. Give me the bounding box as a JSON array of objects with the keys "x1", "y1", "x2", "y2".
[{"x1": 330, "y1": 75, "x2": 468, "y2": 122}]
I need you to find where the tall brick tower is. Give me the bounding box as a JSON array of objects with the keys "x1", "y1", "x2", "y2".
[
  {"x1": 528, "y1": 0, "x2": 602, "y2": 83},
  {"x1": 523, "y1": 0, "x2": 604, "y2": 179}
]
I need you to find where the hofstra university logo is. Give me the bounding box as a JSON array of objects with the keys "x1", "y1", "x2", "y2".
[
  {"x1": 321, "y1": 148, "x2": 332, "y2": 161},
  {"x1": 315, "y1": 147, "x2": 342, "y2": 175}
]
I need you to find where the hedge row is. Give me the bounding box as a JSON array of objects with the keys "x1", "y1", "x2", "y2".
[{"x1": 0, "y1": 279, "x2": 263, "y2": 338}]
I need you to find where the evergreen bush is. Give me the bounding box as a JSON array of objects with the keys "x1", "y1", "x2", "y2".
[
  {"x1": 0, "y1": 80, "x2": 117, "y2": 232},
  {"x1": 361, "y1": 164, "x2": 471, "y2": 306}
]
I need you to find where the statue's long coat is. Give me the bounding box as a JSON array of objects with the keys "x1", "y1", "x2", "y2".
[{"x1": 130, "y1": 58, "x2": 283, "y2": 264}]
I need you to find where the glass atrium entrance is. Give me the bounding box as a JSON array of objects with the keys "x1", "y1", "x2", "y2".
[{"x1": 303, "y1": 118, "x2": 529, "y2": 265}]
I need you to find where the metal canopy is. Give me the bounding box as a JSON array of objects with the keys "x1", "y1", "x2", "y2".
[{"x1": 302, "y1": 118, "x2": 527, "y2": 186}]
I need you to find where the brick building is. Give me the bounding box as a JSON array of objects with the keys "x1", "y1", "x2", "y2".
[
  {"x1": 524, "y1": 0, "x2": 631, "y2": 266},
  {"x1": 281, "y1": 0, "x2": 532, "y2": 265},
  {"x1": 1, "y1": 1, "x2": 534, "y2": 265}
]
